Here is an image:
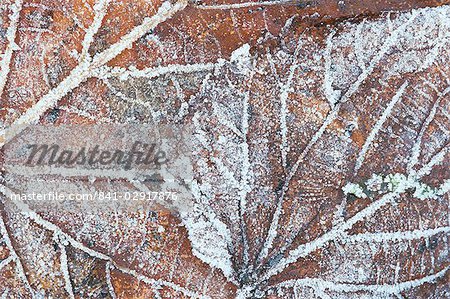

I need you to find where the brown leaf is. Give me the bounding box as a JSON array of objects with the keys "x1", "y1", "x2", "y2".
[{"x1": 1, "y1": 0, "x2": 449, "y2": 298}]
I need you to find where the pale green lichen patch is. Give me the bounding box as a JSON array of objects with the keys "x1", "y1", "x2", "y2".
[
  {"x1": 383, "y1": 173, "x2": 410, "y2": 193},
  {"x1": 342, "y1": 173, "x2": 448, "y2": 200}
]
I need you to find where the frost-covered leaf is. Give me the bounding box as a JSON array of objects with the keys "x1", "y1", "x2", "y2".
[{"x1": 1, "y1": 0, "x2": 450, "y2": 298}]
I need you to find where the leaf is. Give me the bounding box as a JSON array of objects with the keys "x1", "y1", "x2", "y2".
[{"x1": 1, "y1": 0, "x2": 450, "y2": 298}]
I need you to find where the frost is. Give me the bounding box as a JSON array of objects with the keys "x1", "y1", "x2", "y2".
[
  {"x1": 366, "y1": 174, "x2": 384, "y2": 192},
  {"x1": 413, "y1": 182, "x2": 437, "y2": 200},
  {"x1": 342, "y1": 183, "x2": 367, "y2": 199},
  {"x1": 230, "y1": 43, "x2": 252, "y2": 73},
  {"x1": 183, "y1": 210, "x2": 234, "y2": 279},
  {"x1": 0, "y1": 0, "x2": 23, "y2": 99}
]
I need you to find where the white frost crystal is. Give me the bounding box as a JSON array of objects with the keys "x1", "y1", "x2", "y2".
[
  {"x1": 342, "y1": 182, "x2": 367, "y2": 198},
  {"x1": 230, "y1": 43, "x2": 252, "y2": 73},
  {"x1": 413, "y1": 182, "x2": 437, "y2": 200},
  {"x1": 183, "y1": 210, "x2": 234, "y2": 279},
  {"x1": 366, "y1": 173, "x2": 383, "y2": 192}
]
